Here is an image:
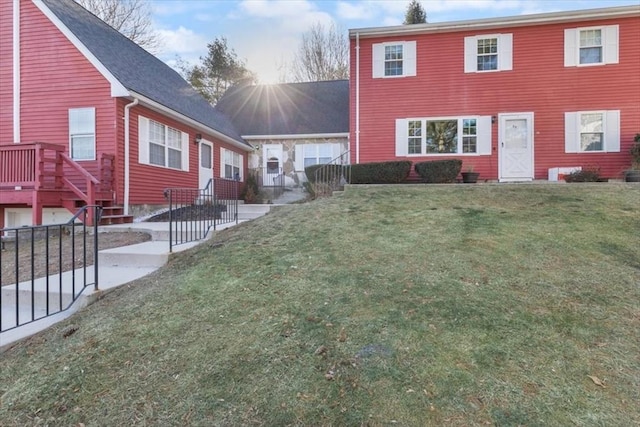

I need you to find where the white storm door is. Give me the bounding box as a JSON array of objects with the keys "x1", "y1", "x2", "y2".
[
  {"x1": 199, "y1": 140, "x2": 213, "y2": 190},
  {"x1": 499, "y1": 113, "x2": 534, "y2": 182},
  {"x1": 262, "y1": 144, "x2": 283, "y2": 186}
]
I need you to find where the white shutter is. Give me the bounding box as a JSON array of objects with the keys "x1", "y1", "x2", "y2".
[
  {"x1": 604, "y1": 25, "x2": 619, "y2": 64},
  {"x1": 499, "y1": 34, "x2": 513, "y2": 71},
  {"x1": 404, "y1": 41, "x2": 417, "y2": 77},
  {"x1": 464, "y1": 36, "x2": 476, "y2": 73},
  {"x1": 605, "y1": 110, "x2": 620, "y2": 152},
  {"x1": 372, "y1": 43, "x2": 385, "y2": 78},
  {"x1": 477, "y1": 116, "x2": 492, "y2": 155},
  {"x1": 565, "y1": 112, "x2": 579, "y2": 153},
  {"x1": 138, "y1": 116, "x2": 149, "y2": 164},
  {"x1": 181, "y1": 132, "x2": 189, "y2": 172},
  {"x1": 395, "y1": 119, "x2": 408, "y2": 157},
  {"x1": 294, "y1": 144, "x2": 304, "y2": 171},
  {"x1": 220, "y1": 148, "x2": 226, "y2": 178},
  {"x1": 564, "y1": 29, "x2": 577, "y2": 67}
]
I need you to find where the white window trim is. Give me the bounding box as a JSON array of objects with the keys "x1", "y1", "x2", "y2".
[
  {"x1": 220, "y1": 147, "x2": 244, "y2": 181},
  {"x1": 395, "y1": 116, "x2": 492, "y2": 157},
  {"x1": 372, "y1": 41, "x2": 417, "y2": 78},
  {"x1": 69, "y1": 107, "x2": 96, "y2": 161},
  {"x1": 464, "y1": 34, "x2": 513, "y2": 73},
  {"x1": 294, "y1": 143, "x2": 343, "y2": 171},
  {"x1": 564, "y1": 110, "x2": 620, "y2": 153},
  {"x1": 564, "y1": 25, "x2": 619, "y2": 67},
  {"x1": 137, "y1": 116, "x2": 189, "y2": 171}
]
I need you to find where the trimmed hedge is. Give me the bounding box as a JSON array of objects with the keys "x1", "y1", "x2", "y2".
[
  {"x1": 351, "y1": 161, "x2": 412, "y2": 184},
  {"x1": 306, "y1": 161, "x2": 412, "y2": 184},
  {"x1": 414, "y1": 159, "x2": 462, "y2": 183}
]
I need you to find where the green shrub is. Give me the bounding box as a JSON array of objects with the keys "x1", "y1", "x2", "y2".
[
  {"x1": 414, "y1": 159, "x2": 462, "y2": 183},
  {"x1": 564, "y1": 167, "x2": 601, "y2": 182},
  {"x1": 240, "y1": 173, "x2": 260, "y2": 203},
  {"x1": 350, "y1": 161, "x2": 412, "y2": 184}
]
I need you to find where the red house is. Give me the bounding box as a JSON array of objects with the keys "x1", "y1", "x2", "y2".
[
  {"x1": 0, "y1": 0, "x2": 252, "y2": 228},
  {"x1": 349, "y1": 5, "x2": 640, "y2": 182}
]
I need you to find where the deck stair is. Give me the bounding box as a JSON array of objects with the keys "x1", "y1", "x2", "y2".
[{"x1": 61, "y1": 193, "x2": 133, "y2": 225}]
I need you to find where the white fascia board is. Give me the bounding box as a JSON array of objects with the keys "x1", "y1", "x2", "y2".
[
  {"x1": 130, "y1": 92, "x2": 253, "y2": 152},
  {"x1": 242, "y1": 133, "x2": 349, "y2": 140},
  {"x1": 32, "y1": 0, "x2": 129, "y2": 97},
  {"x1": 349, "y1": 5, "x2": 639, "y2": 38}
]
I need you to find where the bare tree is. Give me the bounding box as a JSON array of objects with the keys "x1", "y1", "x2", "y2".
[
  {"x1": 288, "y1": 23, "x2": 349, "y2": 82},
  {"x1": 76, "y1": 0, "x2": 161, "y2": 53}
]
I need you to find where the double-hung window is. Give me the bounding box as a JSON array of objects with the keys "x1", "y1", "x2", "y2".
[
  {"x1": 564, "y1": 25, "x2": 618, "y2": 67},
  {"x1": 221, "y1": 148, "x2": 243, "y2": 181},
  {"x1": 464, "y1": 34, "x2": 512, "y2": 73},
  {"x1": 138, "y1": 116, "x2": 189, "y2": 171},
  {"x1": 565, "y1": 111, "x2": 620, "y2": 153},
  {"x1": 396, "y1": 116, "x2": 492, "y2": 156},
  {"x1": 372, "y1": 41, "x2": 416, "y2": 78},
  {"x1": 303, "y1": 144, "x2": 333, "y2": 168},
  {"x1": 69, "y1": 108, "x2": 95, "y2": 160}
]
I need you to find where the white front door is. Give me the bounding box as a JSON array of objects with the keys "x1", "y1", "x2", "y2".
[
  {"x1": 262, "y1": 144, "x2": 283, "y2": 186},
  {"x1": 499, "y1": 113, "x2": 534, "y2": 182},
  {"x1": 199, "y1": 140, "x2": 213, "y2": 190}
]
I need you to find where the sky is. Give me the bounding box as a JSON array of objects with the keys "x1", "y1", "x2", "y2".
[{"x1": 149, "y1": 0, "x2": 640, "y2": 83}]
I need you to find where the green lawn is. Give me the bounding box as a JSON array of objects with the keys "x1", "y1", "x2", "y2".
[{"x1": 1, "y1": 184, "x2": 639, "y2": 426}]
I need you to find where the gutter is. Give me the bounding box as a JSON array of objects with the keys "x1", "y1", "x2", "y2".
[
  {"x1": 123, "y1": 98, "x2": 139, "y2": 216},
  {"x1": 355, "y1": 32, "x2": 360, "y2": 164},
  {"x1": 349, "y1": 5, "x2": 639, "y2": 38}
]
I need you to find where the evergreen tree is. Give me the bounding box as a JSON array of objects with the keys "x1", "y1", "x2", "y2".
[{"x1": 403, "y1": 0, "x2": 427, "y2": 25}]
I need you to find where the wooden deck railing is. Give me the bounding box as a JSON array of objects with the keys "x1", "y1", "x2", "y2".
[{"x1": 0, "y1": 143, "x2": 114, "y2": 225}]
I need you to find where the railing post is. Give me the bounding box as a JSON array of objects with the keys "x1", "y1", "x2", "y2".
[{"x1": 94, "y1": 206, "x2": 100, "y2": 291}]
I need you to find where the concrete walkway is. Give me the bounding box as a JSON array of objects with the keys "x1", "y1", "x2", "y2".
[{"x1": 0, "y1": 200, "x2": 294, "y2": 351}]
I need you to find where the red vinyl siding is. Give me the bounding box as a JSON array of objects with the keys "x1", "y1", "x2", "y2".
[
  {"x1": 127, "y1": 104, "x2": 248, "y2": 205},
  {"x1": 351, "y1": 14, "x2": 640, "y2": 180},
  {"x1": 0, "y1": 1, "x2": 15, "y2": 144},
  {"x1": 17, "y1": 0, "x2": 116, "y2": 182}
]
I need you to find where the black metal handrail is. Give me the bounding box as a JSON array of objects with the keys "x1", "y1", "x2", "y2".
[
  {"x1": 163, "y1": 177, "x2": 239, "y2": 252},
  {"x1": 313, "y1": 150, "x2": 351, "y2": 197},
  {"x1": 0, "y1": 205, "x2": 102, "y2": 333}
]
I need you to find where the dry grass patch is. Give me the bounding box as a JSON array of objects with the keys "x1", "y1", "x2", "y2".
[{"x1": 0, "y1": 184, "x2": 638, "y2": 426}]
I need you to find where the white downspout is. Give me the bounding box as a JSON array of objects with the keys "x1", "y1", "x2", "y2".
[
  {"x1": 123, "y1": 98, "x2": 139, "y2": 215},
  {"x1": 355, "y1": 32, "x2": 360, "y2": 164},
  {"x1": 13, "y1": 0, "x2": 20, "y2": 143}
]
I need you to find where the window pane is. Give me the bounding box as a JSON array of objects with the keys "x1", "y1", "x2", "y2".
[
  {"x1": 580, "y1": 29, "x2": 601, "y2": 47},
  {"x1": 69, "y1": 108, "x2": 94, "y2": 134},
  {"x1": 149, "y1": 142, "x2": 165, "y2": 166},
  {"x1": 167, "y1": 128, "x2": 181, "y2": 148},
  {"x1": 384, "y1": 45, "x2": 403, "y2": 76},
  {"x1": 149, "y1": 120, "x2": 165, "y2": 145},
  {"x1": 200, "y1": 144, "x2": 212, "y2": 169},
  {"x1": 579, "y1": 29, "x2": 602, "y2": 64},
  {"x1": 318, "y1": 157, "x2": 332, "y2": 165},
  {"x1": 581, "y1": 113, "x2": 603, "y2": 133},
  {"x1": 71, "y1": 135, "x2": 95, "y2": 160},
  {"x1": 505, "y1": 119, "x2": 528, "y2": 149},
  {"x1": 580, "y1": 47, "x2": 602, "y2": 64},
  {"x1": 477, "y1": 54, "x2": 497, "y2": 71},
  {"x1": 168, "y1": 148, "x2": 181, "y2": 169},
  {"x1": 477, "y1": 38, "x2": 497, "y2": 54},
  {"x1": 581, "y1": 134, "x2": 603, "y2": 151},
  {"x1": 408, "y1": 120, "x2": 422, "y2": 154},
  {"x1": 476, "y1": 38, "x2": 498, "y2": 71},
  {"x1": 580, "y1": 113, "x2": 603, "y2": 151},
  {"x1": 462, "y1": 119, "x2": 477, "y2": 153},
  {"x1": 304, "y1": 158, "x2": 318, "y2": 168},
  {"x1": 426, "y1": 120, "x2": 457, "y2": 153},
  {"x1": 318, "y1": 144, "x2": 332, "y2": 158}
]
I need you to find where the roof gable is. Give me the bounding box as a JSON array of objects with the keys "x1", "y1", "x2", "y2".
[
  {"x1": 38, "y1": 0, "x2": 248, "y2": 147},
  {"x1": 215, "y1": 80, "x2": 349, "y2": 137}
]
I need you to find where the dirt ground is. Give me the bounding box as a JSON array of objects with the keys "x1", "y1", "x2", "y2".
[{"x1": 1, "y1": 231, "x2": 151, "y2": 286}]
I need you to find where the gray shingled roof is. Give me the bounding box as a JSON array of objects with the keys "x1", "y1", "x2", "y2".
[
  {"x1": 41, "y1": 0, "x2": 248, "y2": 147},
  {"x1": 215, "y1": 80, "x2": 349, "y2": 136}
]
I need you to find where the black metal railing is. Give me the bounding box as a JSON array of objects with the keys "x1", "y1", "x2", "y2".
[
  {"x1": 313, "y1": 151, "x2": 351, "y2": 197},
  {"x1": 250, "y1": 167, "x2": 286, "y2": 200},
  {"x1": 163, "y1": 177, "x2": 238, "y2": 252},
  {"x1": 0, "y1": 206, "x2": 102, "y2": 333}
]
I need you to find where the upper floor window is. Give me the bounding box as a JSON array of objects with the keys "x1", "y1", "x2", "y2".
[
  {"x1": 464, "y1": 34, "x2": 512, "y2": 73},
  {"x1": 138, "y1": 116, "x2": 189, "y2": 171},
  {"x1": 565, "y1": 111, "x2": 620, "y2": 153},
  {"x1": 564, "y1": 25, "x2": 618, "y2": 67},
  {"x1": 395, "y1": 116, "x2": 492, "y2": 156},
  {"x1": 69, "y1": 108, "x2": 95, "y2": 160},
  {"x1": 373, "y1": 41, "x2": 416, "y2": 78}
]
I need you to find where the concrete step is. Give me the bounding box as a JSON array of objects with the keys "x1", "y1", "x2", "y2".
[{"x1": 237, "y1": 204, "x2": 271, "y2": 220}]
